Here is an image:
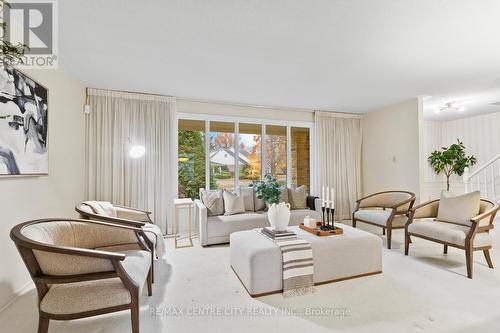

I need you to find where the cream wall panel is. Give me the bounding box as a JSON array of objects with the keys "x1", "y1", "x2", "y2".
[
  {"x1": 0, "y1": 67, "x2": 85, "y2": 310},
  {"x1": 361, "y1": 99, "x2": 421, "y2": 198}
]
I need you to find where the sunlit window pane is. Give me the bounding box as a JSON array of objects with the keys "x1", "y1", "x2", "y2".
[
  {"x1": 239, "y1": 123, "x2": 262, "y2": 187},
  {"x1": 209, "y1": 122, "x2": 235, "y2": 189},
  {"x1": 178, "y1": 119, "x2": 206, "y2": 199},
  {"x1": 265, "y1": 125, "x2": 287, "y2": 185},
  {"x1": 291, "y1": 127, "x2": 310, "y2": 191}
]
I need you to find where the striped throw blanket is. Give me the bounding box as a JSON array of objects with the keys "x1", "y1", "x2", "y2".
[{"x1": 258, "y1": 230, "x2": 315, "y2": 297}]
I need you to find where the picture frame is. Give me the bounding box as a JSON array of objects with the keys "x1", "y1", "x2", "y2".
[{"x1": 0, "y1": 66, "x2": 49, "y2": 176}]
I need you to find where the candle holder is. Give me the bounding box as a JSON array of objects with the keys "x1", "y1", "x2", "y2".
[
  {"x1": 331, "y1": 208, "x2": 336, "y2": 230},
  {"x1": 321, "y1": 206, "x2": 326, "y2": 227},
  {"x1": 320, "y1": 207, "x2": 335, "y2": 231}
]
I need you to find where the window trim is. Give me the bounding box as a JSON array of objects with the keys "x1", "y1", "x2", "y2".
[{"x1": 177, "y1": 112, "x2": 316, "y2": 195}]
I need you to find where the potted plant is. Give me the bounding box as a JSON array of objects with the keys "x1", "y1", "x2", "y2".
[
  {"x1": 251, "y1": 174, "x2": 290, "y2": 231},
  {"x1": 428, "y1": 139, "x2": 476, "y2": 191},
  {"x1": 1, "y1": 1, "x2": 30, "y2": 67}
]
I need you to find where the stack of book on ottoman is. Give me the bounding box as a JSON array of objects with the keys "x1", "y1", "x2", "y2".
[{"x1": 261, "y1": 227, "x2": 296, "y2": 240}]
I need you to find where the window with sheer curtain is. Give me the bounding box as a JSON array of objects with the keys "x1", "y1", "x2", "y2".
[{"x1": 86, "y1": 88, "x2": 176, "y2": 234}]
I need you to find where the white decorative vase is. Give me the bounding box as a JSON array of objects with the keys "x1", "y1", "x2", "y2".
[{"x1": 267, "y1": 202, "x2": 291, "y2": 231}]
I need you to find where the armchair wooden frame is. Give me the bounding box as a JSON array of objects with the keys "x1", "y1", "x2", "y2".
[
  {"x1": 10, "y1": 218, "x2": 153, "y2": 333},
  {"x1": 75, "y1": 203, "x2": 157, "y2": 282},
  {"x1": 405, "y1": 199, "x2": 499, "y2": 279},
  {"x1": 352, "y1": 190, "x2": 416, "y2": 249}
]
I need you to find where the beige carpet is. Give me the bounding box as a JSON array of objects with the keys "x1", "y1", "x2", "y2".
[{"x1": 1, "y1": 221, "x2": 500, "y2": 333}]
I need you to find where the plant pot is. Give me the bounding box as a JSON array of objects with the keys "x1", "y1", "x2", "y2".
[{"x1": 267, "y1": 202, "x2": 291, "y2": 231}]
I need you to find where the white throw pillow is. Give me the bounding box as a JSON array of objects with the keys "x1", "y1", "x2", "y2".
[
  {"x1": 437, "y1": 190, "x2": 480, "y2": 226},
  {"x1": 239, "y1": 187, "x2": 255, "y2": 212},
  {"x1": 200, "y1": 189, "x2": 224, "y2": 216},
  {"x1": 223, "y1": 190, "x2": 246, "y2": 216}
]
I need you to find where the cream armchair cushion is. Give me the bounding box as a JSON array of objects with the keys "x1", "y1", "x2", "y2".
[
  {"x1": 353, "y1": 209, "x2": 407, "y2": 227},
  {"x1": 22, "y1": 221, "x2": 140, "y2": 276},
  {"x1": 359, "y1": 192, "x2": 414, "y2": 213},
  {"x1": 408, "y1": 220, "x2": 492, "y2": 247},
  {"x1": 40, "y1": 249, "x2": 151, "y2": 315},
  {"x1": 437, "y1": 191, "x2": 480, "y2": 226}
]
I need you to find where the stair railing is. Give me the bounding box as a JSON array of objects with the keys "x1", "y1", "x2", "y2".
[{"x1": 463, "y1": 152, "x2": 500, "y2": 201}]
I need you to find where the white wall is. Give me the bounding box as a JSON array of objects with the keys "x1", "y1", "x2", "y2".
[
  {"x1": 361, "y1": 99, "x2": 421, "y2": 198},
  {"x1": 177, "y1": 99, "x2": 315, "y2": 122},
  {"x1": 0, "y1": 67, "x2": 85, "y2": 310},
  {"x1": 422, "y1": 111, "x2": 500, "y2": 200}
]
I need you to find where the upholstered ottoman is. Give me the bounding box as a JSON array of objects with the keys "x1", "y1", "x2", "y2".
[{"x1": 230, "y1": 223, "x2": 382, "y2": 296}]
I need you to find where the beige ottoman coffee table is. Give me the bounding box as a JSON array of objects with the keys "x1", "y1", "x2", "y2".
[{"x1": 230, "y1": 223, "x2": 382, "y2": 297}]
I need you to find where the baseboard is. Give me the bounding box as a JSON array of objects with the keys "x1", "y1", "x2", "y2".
[{"x1": 0, "y1": 281, "x2": 34, "y2": 313}]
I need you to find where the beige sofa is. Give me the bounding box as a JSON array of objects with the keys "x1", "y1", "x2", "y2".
[{"x1": 196, "y1": 196, "x2": 323, "y2": 246}]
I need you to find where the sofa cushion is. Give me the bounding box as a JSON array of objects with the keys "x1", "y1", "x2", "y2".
[
  {"x1": 239, "y1": 187, "x2": 255, "y2": 212},
  {"x1": 354, "y1": 209, "x2": 407, "y2": 227},
  {"x1": 437, "y1": 191, "x2": 480, "y2": 226},
  {"x1": 208, "y1": 213, "x2": 270, "y2": 238},
  {"x1": 200, "y1": 189, "x2": 224, "y2": 216},
  {"x1": 207, "y1": 209, "x2": 323, "y2": 239},
  {"x1": 288, "y1": 185, "x2": 308, "y2": 210},
  {"x1": 223, "y1": 190, "x2": 246, "y2": 215},
  {"x1": 408, "y1": 220, "x2": 492, "y2": 247}
]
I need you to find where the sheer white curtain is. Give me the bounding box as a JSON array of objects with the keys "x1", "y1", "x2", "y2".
[
  {"x1": 85, "y1": 88, "x2": 176, "y2": 234},
  {"x1": 315, "y1": 111, "x2": 362, "y2": 220}
]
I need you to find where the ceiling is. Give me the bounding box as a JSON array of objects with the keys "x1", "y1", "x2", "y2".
[{"x1": 59, "y1": 0, "x2": 500, "y2": 114}]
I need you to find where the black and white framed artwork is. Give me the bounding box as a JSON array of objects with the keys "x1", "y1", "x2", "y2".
[{"x1": 0, "y1": 66, "x2": 48, "y2": 175}]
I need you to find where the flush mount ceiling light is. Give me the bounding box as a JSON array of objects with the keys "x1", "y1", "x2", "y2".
[
  {"x1": 433, "y1": 101, "x2": 466, "y2": 114},
  {"x1": 129, "y1": 145, "x2": 146, "y2": 158}
]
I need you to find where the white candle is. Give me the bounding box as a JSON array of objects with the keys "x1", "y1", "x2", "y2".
[
  {"x1": 322, "y1": 185, "x2": 325, "y2": 207},
  {"x1": 331, "y1": 187, "x2": 335, "y2": 209},
  {"x1": 325, "y1": 186, "x2": 329, "y2": 206}
]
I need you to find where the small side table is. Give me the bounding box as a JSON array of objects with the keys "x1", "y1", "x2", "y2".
[{"x1": 173, "y1": 198, "x2": 194, "y2": 248}]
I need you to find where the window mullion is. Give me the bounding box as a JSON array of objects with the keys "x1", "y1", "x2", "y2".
[
  {"x1": 286, "y1": 125, "x2": 292, "y2": 188},
  {"x1": 205, "y1": 120, "x2": 210, "y2": 190},
  {"x1": 262, "y1": 124, "x2": 266, "y2": 179},
  {"x1": 234, "y1": 121, "x2": 239, "y2": 190}
]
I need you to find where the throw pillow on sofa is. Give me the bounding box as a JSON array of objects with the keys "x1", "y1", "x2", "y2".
[
  {"x1": 288, "y1": 185, "x2": 308, "y2": 210},
  {"x1": 239, "y1": 187, "x2": 255, "y2": 212},
  {"x1": 437, "y1": 190, "x2": 480, "y2": 226},
  {"x1": 223, "y1": 190, "x2": 246, "y2": 216},
  {"x1": 200, "y1": 189, "x2": 224, "y2": 216}
]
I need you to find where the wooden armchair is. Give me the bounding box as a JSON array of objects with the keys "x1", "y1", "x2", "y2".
[
  {"x1": 405, "y1": 198, "x2": 499, "y2": 278},
  {"x1": 10, "y1": 218, "x2": 153, "y2": 333},
  {"x1": 352, "y1": 191, "x2": 416, "y2": 249},
  {"x1": 76, "y1": 202, "x2": 164, "y2": 281}
]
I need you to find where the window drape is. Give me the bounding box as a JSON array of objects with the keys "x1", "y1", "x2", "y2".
[
  {"x1": 315, "y1": 112, "x2": 362, "y2": 220},
  {"x1": 85, "y1": 88, "x2": 176, "y2": 234}
]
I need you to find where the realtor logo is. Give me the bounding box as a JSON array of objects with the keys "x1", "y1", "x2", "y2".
[{"x1": 2, "y1": 0, "x2": 58, "y2": 68}]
